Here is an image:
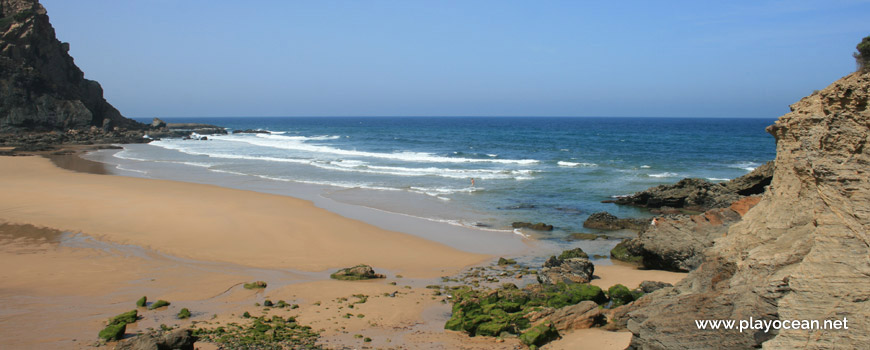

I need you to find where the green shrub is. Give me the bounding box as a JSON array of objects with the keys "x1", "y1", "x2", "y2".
[
  {"x1": 136, "y1": 296, "x2": 147, "y2": 307},
  {"x1": 242, "y1": 311, "x2": 251, "y2": 318},
  {"x1": 148, "y1": 300, "x2": 170, "y2": 310},
  {"x1": 98, "y1": 323, "x2": 126, "y2": 341},
  {"x1": 608, "y1": 284, "x2": 634, "y2": 307},
  {"x1": 855, "y1": 35, "x2": 870, "y2": 72},
  {"x1": 177, "y1": 308, "x2": 191, "y2": 319},
  {"x1": 108, "y1": 310, "x2": 138, "y2": 325},
  {"x1": 244, "y1": 281, "x2": 267, "y2": 289}
]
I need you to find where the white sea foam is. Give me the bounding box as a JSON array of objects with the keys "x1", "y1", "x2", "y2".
[
  {"x1": 324, "y1": 160, "x2": 534, "y2": 180},
  {"x1": 640, "y1": 165, "x2": 651, "y2": 169},
  {"x1": 707, "y1": 177, "x2": 730, "y2": 181},
  {"x1": 200, "y1": 134, "x2": 539, "y2": 165},
  {"x1": 729, "y1": 161, "x2": 760, "y2": 172},
  {"x1": 649, "y1": 172, "x2": 679, "y2": 178},
  {"x1": 114, "y1": 165, "x2": 148, "y2": 175},
  {"x1": 152, "y1": 139, "x2": 536, "y2": 180},
  {"x1": 557, "y1": 161, "x2": 597, "y2": 167}
]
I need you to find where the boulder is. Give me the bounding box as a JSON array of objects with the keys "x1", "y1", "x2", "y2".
[
  {"x1": 117, "y1": 329, "x2": 197, "y2": 350},
  {"x1": 583, "y1": 212, "x2": 649, "y2": 231},
  {"x1": 638, "y1": 281, "x2": 672, "y2": 294},
  {"x1": 538, "y1": 257, "x2": 594, "y2": 285},
  {"x1": 329, "y1": 264, "x2": 385, "y2": 280}
]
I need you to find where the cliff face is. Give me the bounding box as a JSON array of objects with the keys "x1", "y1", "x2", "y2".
[
  {"x1": 0, "y1": 0, "x2": 142, "y2": 132},
  {"x1": 627, "y1": 71, "x2": 870, "y2": 349}
]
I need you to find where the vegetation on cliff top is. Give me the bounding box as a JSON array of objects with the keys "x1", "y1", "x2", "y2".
[{"x1": 855, "y1": 35, "x2": 870, "y2": 71}]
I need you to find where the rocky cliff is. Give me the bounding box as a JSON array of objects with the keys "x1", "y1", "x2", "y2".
[
  {"x1": 0, "y1": 0, "x2": 142, "y2": 132},
  {"x1": 627, "y1": 71, "x2": 870, "y2": 349}
]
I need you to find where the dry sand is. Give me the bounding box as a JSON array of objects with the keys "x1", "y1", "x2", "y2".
[{"x1": 0, "y1": 155, "x2": 688, "y2": 349}]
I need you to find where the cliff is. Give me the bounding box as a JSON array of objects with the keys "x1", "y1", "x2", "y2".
[
  {"x1": 0, "y1": 0, "x2": 143, "y2": 132},
  {"x1": 627, "y1": 71, "x2": 870, "y2": 348}
]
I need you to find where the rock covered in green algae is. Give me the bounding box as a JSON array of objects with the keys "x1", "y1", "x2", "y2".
[
  {"x1": 329, "y1": 264, "x2": 386, "y2": 280},
  {"x1": 98, "y1": 322, "x2": 126, "y2": 341}
]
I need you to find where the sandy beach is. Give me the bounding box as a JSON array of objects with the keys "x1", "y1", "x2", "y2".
[{"x1": 0, "y1": 155, "x2": 686, "y2": 349}]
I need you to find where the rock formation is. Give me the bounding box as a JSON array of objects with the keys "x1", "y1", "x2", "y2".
[
  {"x1": 627, "y1": 71, "x2": 870, "y2": 349},
  {"x1": 0, "y1": 0, "x2": 144, "y2": 132},
  {"x1": 537, "y1": 249, "x2": 595, "y2": 285},
  {"x1": 583, "y1": 211, "x2": 649, "y2": 231},
  {"x1": 620, "y1": 196, "x2": 761, "y2": 271},
  {"x1": 604, "y1": 161, "x2": 773, "y2": 212}
]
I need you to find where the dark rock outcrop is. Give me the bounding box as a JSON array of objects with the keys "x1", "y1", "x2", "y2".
[
  {"x1": 627, "y1": 71, "x2": 870, "y2": 349},
  {"x1": 0, "y1": 0, "x2": 144, "y2": 132},
  {"x1": 604, "y1": 162, "x2": 773, "y2": 212},
  {"x1": 117, "y1": 329, "x2": 197, "y2": 350},
  {"x1": 512, "y1": 222, "x2": 554, "y2": 231},
  {"x1": 583, "y1": 211, "x2": 649, "y2": 231},
  {"x1": 232, "y1": 129, "x2": 270, "y2": 134}
]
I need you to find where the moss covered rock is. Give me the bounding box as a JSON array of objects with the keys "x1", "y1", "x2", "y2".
[
  {"x1": 148, "y1": 300, "x2": 170, "y2": 310},
  {"x1": 497, "y1": 257, "x2": 517, "y2": 265},
  {"x1": 607, "y1": 284, "x2": 635, "y2": 307},
  {"x1": 329, "y1": 264, "x2": 385, "y2": 280},
  {"x1": 519, "y1": 321, "x2": 559, "y2": 347},
  {"x1": 98, "y1": 322, "x2": 126, "y2": 341},
  {"x1": 610, "y1": 239, "x2": 643, "y2": 264},
  {"x1": 243, "y1": 281, "x2": 267, "y2": 289},
  {"x1": 445, "y1": 283, "x2": 605, "y2": 338},
  {"x1": 177, "y1": 308, "x2": 191, "y2": 319},
  {"x1": 135, "y1": 296, "x2": 147, "y2": 308},
  {"x1": 108, "y1": 310, "x2": 138, "y2": 325},
  {"x1": 557, "y1": 248, "x2": 589, "y2": 260}
]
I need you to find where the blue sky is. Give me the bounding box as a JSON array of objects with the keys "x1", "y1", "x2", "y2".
[{"x1": 41, "y1": 0, "x2": 869, "y2": 118}]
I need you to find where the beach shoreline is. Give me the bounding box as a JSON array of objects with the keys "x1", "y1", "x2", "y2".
[{"x1": 0, "y1": 150, "x2": 686, "y2": 349}]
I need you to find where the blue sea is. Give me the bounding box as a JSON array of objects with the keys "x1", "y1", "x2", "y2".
[{"x1": 116, "y1": 117, "x2": 776, "y2": 243}]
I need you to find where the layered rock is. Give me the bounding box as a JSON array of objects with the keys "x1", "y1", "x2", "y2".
[
  {"x1": 604, "y1": 161, "x2": 773, "y2": 212},
  {"x1": 1, "y1": 0, "x2": 144, "y2": 132},
  {"x1": 627, "y1": 71, "x2": 870, "y2": 349},
  {"x1": 620, "y1": 196, "x2": 761, "y2": 271}
]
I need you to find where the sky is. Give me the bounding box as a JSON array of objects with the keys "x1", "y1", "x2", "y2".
[{"x1": 40, "y1": 0, "x2": 870, "y2": 118}]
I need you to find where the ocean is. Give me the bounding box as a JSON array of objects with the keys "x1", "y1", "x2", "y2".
[{"x1": 98, "y1": 117, "x2": 776, "y2": 248}]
